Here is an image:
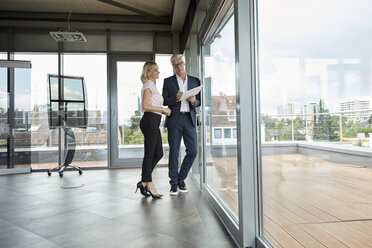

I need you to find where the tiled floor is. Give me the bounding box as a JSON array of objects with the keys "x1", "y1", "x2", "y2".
[{"x1": 0, "y1": 167, "x2": 236, "y2": 248}]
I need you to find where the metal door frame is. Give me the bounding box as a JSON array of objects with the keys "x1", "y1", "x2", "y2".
[{"x1": 108, "y1": 53, "x2": 154, "y2": 168}]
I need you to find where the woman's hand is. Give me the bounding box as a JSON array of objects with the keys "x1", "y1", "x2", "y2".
[{"x1": 162, "y1": 108, "x2": 171, "y2": 116}]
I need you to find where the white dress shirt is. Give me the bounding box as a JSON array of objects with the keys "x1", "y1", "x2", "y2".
[{"x1": 176, "y1": 74, "x2": 190, "y2": 112}]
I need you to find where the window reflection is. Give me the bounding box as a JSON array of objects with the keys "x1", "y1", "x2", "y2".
[
  {"x1": 64, "y1": 54, "x2": 108, "y2": 167},
  {"x1": 258, "y1": 0, "x2": 372, "y2": 246},
  {"x1": 203, "y1": 14, "x2": 239, "y2": 220}
]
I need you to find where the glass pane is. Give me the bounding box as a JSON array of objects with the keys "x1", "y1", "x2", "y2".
[
  {"x1": 63, "y1": 77, "x2": 85, "y2": 101},
  {"x1": 117, "y1": 61, "x2": 145, "y2": 159},
  {"x1": 64, "y1": 54, "x2": 108, "y2": 167},
  {"x1": 49, "y1": 75, "x2": 58, "y2": 100},
  {"x1": 66, "y1": 102, "x2": 87, "y2": 128},
  {"x1": 15, "y1": 53, "x2": 58, "y2": 169},
  {"x1": 203, "y1": 15, "x2": 238, "y2": 220},
  {"x1": 258, "y1": 1, "x2": 372, "y2": 247},
  {"x1": 50, "y1": 102, "x2": 59, "y2": 127},
  {"x1": 0, "y1": 67, "x2": 7, "y2": 169},
  {"x1": 14, "y1": 67, "x2": 31, "y2": 168}
]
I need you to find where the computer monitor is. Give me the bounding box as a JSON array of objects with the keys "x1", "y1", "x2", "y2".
[{"x1": 47, "y1": 74, "x2": 88, "y2": 128}]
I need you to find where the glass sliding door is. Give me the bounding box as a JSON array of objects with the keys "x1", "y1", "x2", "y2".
[
  {"x1": 202, "y1": 10, "x2": 239, "y2": 220},
  {"x1": 110, "y1": 54, "x2": 155, "y2": 167},
  {"x1": 257, "y1": 0, "x2": 372, "y2": 247}
]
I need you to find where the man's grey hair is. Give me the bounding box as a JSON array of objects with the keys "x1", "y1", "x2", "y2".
[{"x1": 170, "y1": 54, "x2": 184, "y2": 64}]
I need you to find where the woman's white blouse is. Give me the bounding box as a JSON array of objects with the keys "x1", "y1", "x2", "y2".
[{"x1": 141, "y1": 80, "x2": 164, "y2": 115}]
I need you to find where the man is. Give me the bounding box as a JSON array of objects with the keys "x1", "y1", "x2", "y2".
[{"x1": 162, "y1": 54, "x2": 201, "y2": 196}]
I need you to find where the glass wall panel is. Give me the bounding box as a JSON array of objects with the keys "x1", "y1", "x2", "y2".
[
  {"x1": 0, "y1": 67, "x2": 7, "y2": 169},
  {"x1": 203, "y1": 14, "x2": 238, "y2": 219},
  {"x1": 14, "y1": 67, "x2": 31, "y2": 168},
  {"x1": 257, "y1": 1, "x2": 372, "y2": 246},
  {"x1": 116, "y1": 61, "x2": 145, "y2": 160},
  {"x1": 64, "y1": 54, "x2": 108, "y2": 167},
  {"x1": 0, "y1": 54, "x2": 8, "y2": 169},
  {"x1": 14, "y1": 53, "x2": 58, "y2": 169}
]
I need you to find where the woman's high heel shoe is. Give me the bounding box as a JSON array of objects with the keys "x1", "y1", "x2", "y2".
[
  {"x1": 135, "y1": 181, "x2": 150, "y2": 197},
  {"x1": 145, "y1": 186, "x2": 163, "y2": 199}
]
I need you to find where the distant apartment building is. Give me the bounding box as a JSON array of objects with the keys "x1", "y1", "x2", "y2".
[
  {"x1": 340, "y1": 100, "x2": 370, "y2": 121},
  {"x1": 276, "y1": 103, "x2": 295, "y2": 116},
  {"x1": 286, "y1": 103, "x2": 295, "y2": 115},
  {"x1": 300, "y1": 103, "x2": 320, "y2": 121}
]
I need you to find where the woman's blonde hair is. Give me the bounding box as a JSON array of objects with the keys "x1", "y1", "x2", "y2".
[{"x1": 141, "y1": 61, "x2": 157, "y2": 83}]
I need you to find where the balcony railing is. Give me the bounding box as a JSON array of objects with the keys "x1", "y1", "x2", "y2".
[{"x1": 261, "y1": 109, "x2": 372, "y2": 146}]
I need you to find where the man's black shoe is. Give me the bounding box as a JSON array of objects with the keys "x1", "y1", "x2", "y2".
[
  {"x1": 170, "y1": 184, "x2": 179, "y2": 196},
  {"x1": 178, "y1": 180, "x2": 188, "y2": 193}
]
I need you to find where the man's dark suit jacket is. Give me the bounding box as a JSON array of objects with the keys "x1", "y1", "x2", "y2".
[{"x1": 162, "y1": 74, "x2": 201, "y2": 128}]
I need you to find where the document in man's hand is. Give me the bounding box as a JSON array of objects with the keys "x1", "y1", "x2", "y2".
[{"x1": 180, "y1": 85, "x2": 203, "y2": 101}]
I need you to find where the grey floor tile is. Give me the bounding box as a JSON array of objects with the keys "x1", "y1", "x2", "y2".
[
  {"x1": 50, "y1": 219, "x2": 145, "y2": 248},
  {"x1": 156, "y1": 214, "x2": 211, "y2": 247},
  {"x1": 50, "y1": 191, "x2": 117, "y2": 209},
  {"x1": 30, "y1": 188, "x2": 91, "y2": 203},
  {"x1": 81, "y1": 197, "x2": 148, "y2": 219},
  {"x1": 20, "y1": 209, "x2": 111, "y2": 239},
  {"x1": 0, "y1": 195, "x2": 49, "y2": 214},
  {"x1": 0, "y1": 202, "x2": 75, "y2": 226},
  {"x1": 0, "y1": 222, "x2": 45, "y2": 248},
  {"x1": 26, "y1": 239, "x2": 63, "y2": 248},
  {"x1": 124, "y1": 233, "x2": 208, "y2": 248},
  {"x1": 114, "y1": 197, "x2": 198, "y2": 231}
]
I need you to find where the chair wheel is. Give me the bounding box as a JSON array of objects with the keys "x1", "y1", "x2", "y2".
[
  {"x1": 47, "y1": 172, "x2": 51, "y2": 176},
  {"x1": 79, "y1": 170, "x2": 82, "y2": 175},
  {"x1": 59, "y1": 172, "x2": 63, "y2": 177}
]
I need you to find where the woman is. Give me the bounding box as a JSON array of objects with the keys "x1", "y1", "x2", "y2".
[{"x1": 135, "y1": 61, "x2": 171, "y2": 199}]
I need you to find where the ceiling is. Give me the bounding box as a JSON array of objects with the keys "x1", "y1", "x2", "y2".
[
  {"x1": 0, "y1": 0, "x2": 173, "y2": 16},
  {"x1": 0, "y1": 0, "x2": 191, "y2": 32}
]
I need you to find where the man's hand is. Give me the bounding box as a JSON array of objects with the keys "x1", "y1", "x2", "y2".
[
  {"x1": 187, "y1": 95, "x2": 196, "y2": 104},
  {"x1": 176, "y1": 91, "x2": 183, "y2": 101}
]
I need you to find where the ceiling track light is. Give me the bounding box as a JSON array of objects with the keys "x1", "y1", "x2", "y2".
[
  {"x1": 49, "y1": 10, "x2": 87, "y2": 43},
  {"x1": 50, "y1": 31, "x2": 87, "y2": 42}
]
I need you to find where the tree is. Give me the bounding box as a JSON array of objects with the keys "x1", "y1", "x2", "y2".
[
  {"x1": 276, "y1": 117, "x2": 306, "y2": 141},
  {"x1": 368, "y1": 114, "x2": 372, "y2": 125},
  {"x1": 312, "y1": 99, "x2": 339, "y2": 141},
  {"x1": 124, "y1": 110, "x2": 143, "y2": 145}
]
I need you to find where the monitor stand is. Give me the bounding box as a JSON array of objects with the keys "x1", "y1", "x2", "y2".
[{"x1": 47, "y1": 127, "x2": 83, "y2": 177}]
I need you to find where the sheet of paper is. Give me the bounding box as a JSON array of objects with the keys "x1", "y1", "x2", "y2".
[{"x1": 180, "y1": 85, "x2": 203, "y2": 101}]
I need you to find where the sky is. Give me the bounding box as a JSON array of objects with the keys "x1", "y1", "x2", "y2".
[
  {"x1": 257, "y1": 0, "x2": 372, "y2": 114},
  {"x1": 205, "y1": 0, "x2": 372, "y2": 115}
]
